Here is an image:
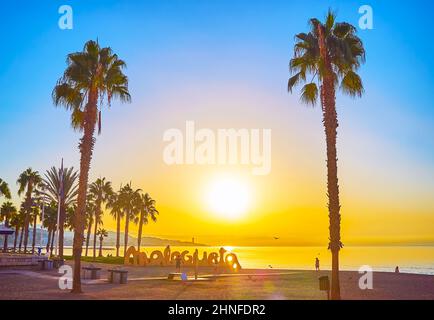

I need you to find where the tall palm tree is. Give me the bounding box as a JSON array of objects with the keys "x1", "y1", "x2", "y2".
[
  {"x1": 53, "y1": 40, "x2": 131, "y2": 293},
  {"x1": 96, "y1": 228, "x2": 108, "y2": 257},
  {"x1": 89, "y1": 178, "x2": 113, "y2": 259},
  {"x1": 119, "y1": 183, "x2": 141, "y2": 256},
  {"x1": 288, "y1": 10, "x2": 365, "y2": 300},
  {"x1": 107, "y1": 190, "x2": 123, "y2": 257},
  {"x1": 1, "y1": 202, "x2": 17, "y2": 252},
  {"x1": 137, "y1": 193, "x2": 158, "y2": 251},
  {"x1": 43, "y1": 166, "x2": 78, "y2": 258},
  {"x1": 17, "y1": 168, "x2": 42, "y2": 253},
  {"x1": 0, "y1": 178, "x2": 11, "y2": 200}
]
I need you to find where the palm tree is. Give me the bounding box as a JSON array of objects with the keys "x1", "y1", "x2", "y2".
[
  {"x1": 89, "y1": 178, "x2": 113, "y2": 259},
  {"x1": 119, "y1": 183, "x2": 141, "y2": 256},
  {"x1": 53, "y1": 40, "x2": 131, "y2": 293},
  {"x1": 17, "y1": 168, "x2": 42, "y2": 253},
  {"x1": 96, "y1": 228, "x2": 108, "y2": 257},
  {"x1": 43, "y1": 203, "x2": 58, "y2": 255},
  {"x1": 107, "y1": 190, "x2": 123, "y2": 257},
  {"x1": 0, "y1": 178, "x2": 11, "y2": 200},
  {"x1": 43, "y1": 166, "x2": 78, "y2": 258},
  {"x1": 9, "y1": 210, "x2": 23, "y2": 252},
  {"x1": 288, "y1": 10, "x2": 365, "y2": 300},
  {"x1": 1, "y1": 202, "x2": 17, "y2": 252},
  {"x1": 137, "y1": 193, "x2": 158, "y2": 251}
]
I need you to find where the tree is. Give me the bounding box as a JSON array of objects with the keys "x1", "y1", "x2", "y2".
[
  {"x1": 1, "y1": 202, "x2": 17, "y2": 252},
  {"x1": 119, "y1": 183, "x2": 141, "y2": 256},
  {"x1": 53, "y1": 40, "x2": 131, "y2": 293},
  {"x1": 137, "y1": 193, "x2": 158, "y2": 251},
  {"x1": 288, "y1": 10, "x2": 365, "y2": 300},
  {"x1": 9, "y1": 210, "x2": 23, "y2": 252},
  {"x1": 0, "y1": 178, "x2": 11, "y2": 200},
  {"x1": 96, "y1": 228, "x2": 108, "y2": 257},
  {"x1": 43, "y1": 202, "x2": 58, "y2": 255},
  {"x1": 17, "y1": 168, "x2": 42, "y2": 253},
  {"x1": 107, "y1": 190, "x2": 123, "y2": 257},
  {"x1": 89, "y1": 178, "x2": 113, "y2": 259},
  {"x1": 43, "y1": 166, "x2": 78, "y2": 258}
]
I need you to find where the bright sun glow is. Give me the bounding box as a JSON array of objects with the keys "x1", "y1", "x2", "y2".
[{"x1": 205, "y1": 177, "x2": 251, "y2": 220}]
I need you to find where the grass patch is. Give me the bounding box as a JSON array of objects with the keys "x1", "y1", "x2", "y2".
[{"x1": 64, "y1": 255, "x2": 124, "y2": 265}]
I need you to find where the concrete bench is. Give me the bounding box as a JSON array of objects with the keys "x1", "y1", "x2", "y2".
[
  {"x1": 168, "y1": 272, "x2": 188, "y2": 281},
  {"x1": 108, "y1": 269, "x2": 128, "y2": 284},
  {"x1": 38, "y1": 259, "x2": 53, "y2": 270},
  {"x1": 82, "y1": 266, "x2": 102, "y2": 280}
]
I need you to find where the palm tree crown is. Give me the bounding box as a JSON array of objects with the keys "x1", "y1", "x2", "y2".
[
  {"x1": 0, "y1": 178, "x2": 11, "y2": 200},
  {"x1": 288, "y1": 10, "x2": 365, "y2": 104}
]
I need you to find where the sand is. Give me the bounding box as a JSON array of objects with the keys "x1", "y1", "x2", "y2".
[{"x1": 0, "y1": 261, "x2": 433, "y2": 300}]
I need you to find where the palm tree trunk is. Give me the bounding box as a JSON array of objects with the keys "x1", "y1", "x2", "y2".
[
  {"x1": 18, "y1": 225, "x2": 24, "y2": 252},
  {"x1": 71, "y1": 91, "x2": 98, "y2": 294},
  {"x1": 318, "y1": 25, "x2": 342, "y2": 300},
  {"x1": 46, "y1": 229, "x2": 52, "y2": 253},
  {"x1": 85, "y1": 219, "x2": 92, "y2": 257},
  {"x1": 3, "y1": 235, "x2": 8, "y2": 252},
  {"x1": 116, "y1": 213, "x2": 120, "y2": 257},
  {"x1": 13, "y1": 225, "x2": 19, "y2": 252},
  {"x1": 99, "y1": 239, "x2": 103, "y2": 257},
  {"x1": 23, "y1": 215, "x2": 30, "y2": 253},
  {"x1": 59, "y1": 202, "x2": 66, "y2": 258},
  {"x1": 3, "y1": 219, "x2": 9, "y2": 252},
  {"x1": 124, "y1": 213, "x2": 130, "y2": 257},
  {"x1": 31, "y1": 215, "x2": 37, "y2": 254},
  {"x1": 50, "y1": 229, "x2": 56, "y2": 255},
  {"x1": 93, "y1": 216, "x2": 98, "y2": 259},
  {"x1": 137, "y1": 212, "x2": 143, "y2": 251}
]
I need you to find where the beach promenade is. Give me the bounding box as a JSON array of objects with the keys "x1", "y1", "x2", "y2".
[{"x1": 1, "y1": 261, "x2": 433, "y2": 300}]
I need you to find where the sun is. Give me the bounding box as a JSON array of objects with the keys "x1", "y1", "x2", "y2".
[{"x1": 205, "y1": 177, "x2": 251, "y2": 220}]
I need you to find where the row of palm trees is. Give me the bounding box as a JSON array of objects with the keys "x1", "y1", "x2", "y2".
[{"x1": 0, "y1": 172, "x2": 159, "y2": 260}]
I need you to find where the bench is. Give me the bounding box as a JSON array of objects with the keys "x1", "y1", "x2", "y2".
[
  {"x1": 168, "y1": 272, "x2": 188, "y2": 281},
  {"x1": 37, "y1": 259, "x2": 53, "y2": 270},
  {"x1": 108, "y1": 269, "x2": 128, "y2": 284},
  {"x1": 82, "y1": 266, "x2": 102, "y2": 280}
]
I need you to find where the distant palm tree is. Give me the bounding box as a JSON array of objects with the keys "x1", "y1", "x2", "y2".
[
  {"x1": 17, "y1": 168, "x2": 42, "y2": 253},
  {"x1": 288, "y1": 10, "x2": 365, "y2": 300},
  {"x1": 9, "y1": 210, "x2": 23, "y2": 252},
  {"x1": 0, "y1": 178, "x2": 11, "y2": 200},
  {"x1": 53, "y1": 40, "x2": 131, "y2": 293},
  {"x1": 1, "y1": 202, "x2": 17, "y2": 252},
  {"x1": 97, "y1": 228, "x2": 108, "y2": 257},
  {"x1": 137, "y1": 193, "x2": 159, "y2": 251},
  {"x1": 89, "y1": 178, "x2": 113, "y2": 259},
  {"x1": 43, "y1": 166, "x2": 78, "y2": 258},
  {"x1": 107, "y1": 190, "x2": 123, "y2": 257},
  {"x1": 119, "y1": 183, "x2": 141, "y2": 256},
  {"x1": 42, "y1": 203, "x2": 58, "y2": 254}
]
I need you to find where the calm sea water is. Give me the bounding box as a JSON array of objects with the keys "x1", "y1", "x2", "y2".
[{"x1": 63, "y1": 246, "x2": 434, "y2": 275}]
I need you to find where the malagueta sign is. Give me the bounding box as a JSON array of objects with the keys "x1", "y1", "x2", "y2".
[{"x1": 124, "y1": 246, "x2": 242, "y2": 271}]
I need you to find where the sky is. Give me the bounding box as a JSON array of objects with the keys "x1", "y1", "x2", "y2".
[{"x1": 1, "y1": 0, "x2": 434, "y2": 246}]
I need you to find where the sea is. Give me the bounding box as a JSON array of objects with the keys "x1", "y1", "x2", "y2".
[{"x1": 62, "y1": 245, "x2": 434, "y2": 275}]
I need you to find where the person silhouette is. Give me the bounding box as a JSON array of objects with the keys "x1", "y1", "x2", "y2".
[
  {"x1": 315, "y1": 257, "x2": 320, "y2": 271},
  {"x1": 175, "y1": 254, "x2": 182, "y2": 272}
]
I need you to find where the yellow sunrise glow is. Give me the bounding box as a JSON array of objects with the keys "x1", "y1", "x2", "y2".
[{"x1": 205, "y1": 177, "x2": 251, "y2": 221}]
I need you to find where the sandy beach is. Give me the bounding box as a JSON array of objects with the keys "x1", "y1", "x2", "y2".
[{"x1": 1, "y1": 261, "x2": 433, "y2": 300}]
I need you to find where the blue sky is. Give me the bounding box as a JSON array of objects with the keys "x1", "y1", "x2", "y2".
[{"x1": 1, "y1": 0, "x2": 434, "y2": 242}]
